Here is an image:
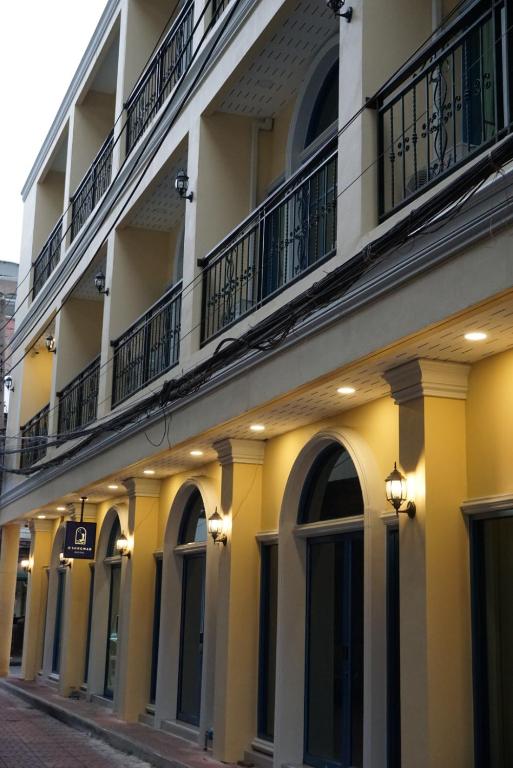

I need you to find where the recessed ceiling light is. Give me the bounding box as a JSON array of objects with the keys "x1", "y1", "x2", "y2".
[
  {"x1": 464, "y1": 331, "x2": 487, "y2": 341},
  {"x1": 56, "y1": 506, "x2": 66, "y2": 512},
  {"x1": 337, "y1": 386, "x2": 356, "y2": 395},
  {"x1": 108, "y1": 484, "x2": 119, "y2": 490},
  {"x1": 250, "y1": 424, "x2": 265, "y2": 432},
  {"x1": 190, "y1": 450, "x2": 203, "y2": 457},
  {"x1": 143, "y1": 469, "x2": 155, "y2": 475},
  {"x1": 37, "y1": 514, "x2": 46, "y2": 519}
]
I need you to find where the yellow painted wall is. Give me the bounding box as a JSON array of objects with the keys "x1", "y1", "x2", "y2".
[
  {"x1": 257, "y1": 99, "x2": 295, "y2": 202},
  {"x1": 158, "y1": 461, "x2": 221, "y2": 544},
  {"x1": 56, "y1": 298, "x2": 103, "y2": 390},
  {"x1": 71, "y1": 91, "x2": 115, "y2": 191},
  {"x1": 33, "y1": 170, "x2": 66, "y2": 257},
  {"x1": 466, "y1": 349, "x2": 513, "y2": 499},
  {"x1": 20, "y1": 350, "x2": 54, "y2": 425}
]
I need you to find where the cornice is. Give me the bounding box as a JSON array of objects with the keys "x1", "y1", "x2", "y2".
[
  {"x1": 214, "y1": 438, "x2": 265, "y2": 466},
  {"x1": 122, "y1": 477, "x2": 162, "y2": 498},
  {"x1": 383, "y1": 359, "x2": 470, "y2": 404},
  {"x1": 21, "y1": 0, "x2": 121, "y2": 200},
  {"x1": 461, "y1": 492, "x2": 513, "y2": 516}
]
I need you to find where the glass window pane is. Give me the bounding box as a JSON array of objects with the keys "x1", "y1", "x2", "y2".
[
  {"x1": 150, "y1": 558, "x2": 163, "y2": 704},
  {"x1": 258, "y1": 543, "x2": 278, "y2": 740},
  {"x1": 106, "y1": 517, "x2": 121, "y2": 557},
  {"x1": 105, "y1": 564, "x2": 121, "y2": 697},
  {"x1": 306, "y1": 62, "x2": 339, "y2": 147},
  {"x1": 299, "y1": 444, "x2": 363, "y2": 524},
  {"x1": 52, "y1": 570, "x2": 65, "y2": 674},
  {"x1": 177, "y1": 554, "x2": 205, "y2": 724},
  {"x1": 179, "y1": 490, "x2": 207, "y2": 544}
]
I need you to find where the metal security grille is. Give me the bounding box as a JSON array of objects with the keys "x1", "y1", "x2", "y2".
[
  {"x1": 57, "y1": 356, "x2": 100, "y2": 435},
  {"x1": 70, "y1": 130, "x2": 114, "y2": 241},
  {"x1": 125, "y1": 1, "x2": 194, "y2": 155},
  {"x1": 32, "y1": 217, "x2": 63, "y2": 299},
  {"x1": 377, "y1": 0, "x2": 507, "y2": 218},
  {"x1": 20, "y1": 403, "x2": 49, "y2": 469},
  {"x1": 201, "y1": 140, "x2": 337, "y2": 343},
  {"x1": 111, "y1": 282, "x2": 182, "y2": 407}
]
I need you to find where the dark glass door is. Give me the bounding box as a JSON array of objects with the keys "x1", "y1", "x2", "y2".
[
  {"x1": 104, "y1": 564, "x2": 121, "y2": 698},
  {"x1": 84, "y1": 566, "x2": 95, "y2": 684},
  {"x1": 387, "y1": 527, "x2": 401, "y2": 768},
  {"x1": 52, "y1": 570, "x2": 65, "y2": 674},
  {"x1": 258, "y1": 543, "x2": 278, "y2": 741},
  {"x1": 305, "y1": 532, "x2": 363, "y2": 768},
  {"x1": 150, "y1": 558, "x2": 163, "y2": 704},
  {"x1": 472, "y1": 515, "x2": 513, "y2": 767},
  {"x1": 177, "y1": 553, "x2": 205, "y2": 725}
]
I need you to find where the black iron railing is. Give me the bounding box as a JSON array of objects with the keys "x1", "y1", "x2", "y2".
[
  {"x1": 377, "y1": 0, "x2": 508, "y2": 218},
  {"x1": 200, "y1": 140, "x2": 337, "y2": 343},
  {"x1": 70, "y1": 130, "x2": 114, "y2": 241},
  {"x1": 32, "y1": 217, "x2": 63, "y2": 299},
  {"x1": 125, "y1": 1, "x2": 194, "y2": 155},
  {"x1": 111, "y1": 282, "x2": 182, "y2": 407},
  {"x1": 57, "y1": 356, "x2": 100, "y2": 435},
  {"x1": 212, "y1": 0, "x2": 229, "y2": 23},
  {"x1": 20, "y1": 404, "x2": 49, "y2": 469}
]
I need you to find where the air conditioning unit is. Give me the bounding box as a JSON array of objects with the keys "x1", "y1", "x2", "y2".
[{"x1": 405, "y1": 142, "x2": 479, "y2": 197}]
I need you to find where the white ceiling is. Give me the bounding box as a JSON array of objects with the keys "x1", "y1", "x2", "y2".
[{"x1": 126, "y1": 149, "x2": 188, "y2": 231}]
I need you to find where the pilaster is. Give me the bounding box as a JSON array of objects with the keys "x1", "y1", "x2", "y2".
[
  {"x1": 22, "y1": 519, "x2": 53, "y2": 680},
  {"x1": 0, "y1": 524, "x2": 20, "y2": 676}
]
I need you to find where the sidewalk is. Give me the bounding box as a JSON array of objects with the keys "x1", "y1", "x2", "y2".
[{"x1": 1, "y1": 678, "x2": 236, "y2": 768}]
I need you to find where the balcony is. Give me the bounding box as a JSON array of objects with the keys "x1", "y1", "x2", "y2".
[
  {"x1": 57, "y1": 356, "x2": 100, "y2": 434},
  {"x1": 200, "y1": 139, "x2": 337, "y2": 343},
  {"x1": 32, "y1": 217, "x2": 63, "y2": 299},
  {"x1": 111, "y1": 282, "x2": 182, "y2": 407},
  {"x1": 377, "y1": 0, "x2": 507, "y2": 218},
  {"x1": 70, "y1": 130, "x2": 114, "y2": 241},
  {"x1": 20, "y1": 404, "x2": 49, "y2": 469},
  {"x1": 125, "y1": 1, "x2": 194, "y2": 155}
]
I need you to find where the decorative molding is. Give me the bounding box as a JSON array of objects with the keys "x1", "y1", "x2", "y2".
[
  {"x1": 214, "y1": 438, "x2": 265, "y2": 466},
  {"x1": 251, "y1": 737, "x2": 274, "y2": 756},
  {"x1": 255, "y1": 529, "x2": 278, "y2": 543},
  {"x1": 461, "y1": 492, "x2": 513, "y2": 516},
  {"x1": 173, "y1": 541, "x2": 207, "y2": 556},
  {"x1": 122, "y1": 477, "x2": 161, "y2": 498},
  {"x1": 383, "y1": 358, "x2": 470, "y2": 404},
  {"x1": 294, "y1": 515, "x2": 364, "y2": 538},
  {"x1": 380, "y1": 511, "x2": 399, "y2": 528}
]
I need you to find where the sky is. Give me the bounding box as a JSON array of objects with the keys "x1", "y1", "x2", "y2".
[{"x1": 0, "y1": 1, "x2": 108, "y2": 266}]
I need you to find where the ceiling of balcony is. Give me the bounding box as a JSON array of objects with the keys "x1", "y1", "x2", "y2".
[
  {"x1": 70, "y1": 250, "x2": 107, "y2": 302},
  {"x1": 124, "y1": 148, "x2": 187, "y2": 231},
  {"x1": 217, "y1": 0, "x2": 338, "y2": 118}
]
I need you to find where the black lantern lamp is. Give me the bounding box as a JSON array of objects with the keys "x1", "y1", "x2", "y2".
[
  {"x1": 385, "y1": 462, "x2": 416, "y2": 518},
  {"x1": 21, "y1": 558, "x2": 32, "y2": 574},
  {"x1": 94, "y1": 271, "x2": 109, "y2": 296},
  {"x1": 45, "y1": 335, "x2": 56, "y2": 353},
  {"x1": 59, "y1": 552, "x2": 72, "y2": 568},
  {"x1": 208, "y1": 508, "x2": 227, "y2": 545},
  {"x1": 116, "y1": 532, "x2": 131, "y2": 558},
  {"x1": 326, "y1": 0, "x2": 353, "y2": 21},
  {"x1": 4, "y1": 375, "x2": 13, "y2": 392},
  {"x1": 175, "y1": 170, "x2": 193, "y2": 202}
]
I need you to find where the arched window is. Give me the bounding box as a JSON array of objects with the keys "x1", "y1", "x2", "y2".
[
  {"x1": 305, "y1": 62, "x2": 339, "y2": 149},
  {"x1": 106, "y1": 517, "x2": 121, "y2": 557},
  {"x1": 178, "y1": 489, "x2": 207, "y2": 544},
  {"x1": 298, "y1": 442, "x2": 363, "y2": 524}
]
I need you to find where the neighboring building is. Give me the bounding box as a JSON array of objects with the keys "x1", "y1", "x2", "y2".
[{"x1": 1, "y1": 1, "x2": 513, "y2": 767}]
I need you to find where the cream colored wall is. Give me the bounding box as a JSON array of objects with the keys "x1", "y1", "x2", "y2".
[
  {"x1": 261, "y1": 396, "x2": 397, "y2": 530},
  {"x1": 20, "y1": 350, "x2": 54, "y2": 425},
  {"x1": 466, "y1": 349, "x2": 513, "y2": 499},
  {"x1": 32, "y1": 171, "x2": 66, "y2": 258},
  {"x1": 70, "y1": 91, "x2": 116, "y2": 192},
  {"x1": 109, "y1": 227, "x2": 174, "y2": 339},
  {"x1": 195, "y1": 113, "x2": 253, "y2": 258},
  {"x1": 55, "y1": 298, "x2": 103, "y2": 391},
  {"x1": 158, "y1": 461, "x2": 221, "y2": 544},
  {"x1": 257, "y1": 100, "x2": 295, "y2": 202}
]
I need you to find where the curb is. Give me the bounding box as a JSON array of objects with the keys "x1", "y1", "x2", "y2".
[{"x1": 0, "y1": 680, "x2": 186, "y2": 768}]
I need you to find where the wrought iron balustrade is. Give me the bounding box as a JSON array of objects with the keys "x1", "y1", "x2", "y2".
[
  {"x1": 70, "y1": 130, "x2": 114, "y2": 241},
  {"x1": 32, "y1": 217, "x2": 63, "y2": 299},
  {"x1": 111, "y1": 282, "x2": 182, "y2": 407},
  {"x1": 200, "y1": 140, "x2": 337, "y2": 343},
  {"x1": 211, "y1": 0, "x2": 229, "y2": 23},
  {"x1": 20, "y1": 403, "x2": 49, "y2": 469},
  {"x1": 377, "y1": 0, "x2": 508, "y2": 218},
  {"x1": 125, "y1": 1, "x2": 194, "y2": 155},
  {"x1": 57, "y1": 356, "x2": 100, "y2": 435}
]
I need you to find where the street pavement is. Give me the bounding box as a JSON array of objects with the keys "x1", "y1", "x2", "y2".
[{"x1": 0, "y1": 686, "x2": 153, "y2": 768}]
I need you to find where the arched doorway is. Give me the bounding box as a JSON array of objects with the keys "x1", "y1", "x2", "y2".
[{"x1": 274, "y1": 429, "x2": 386, "y2": 768}]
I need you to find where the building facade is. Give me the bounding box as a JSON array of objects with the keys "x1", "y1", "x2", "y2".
[{"x1": 0, "y1": 0, "x2": 513, "y2": 766}]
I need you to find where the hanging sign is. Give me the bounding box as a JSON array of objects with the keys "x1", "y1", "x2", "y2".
[{"x1": 63, "y1": 521, "x2": 97, "y2": 560}]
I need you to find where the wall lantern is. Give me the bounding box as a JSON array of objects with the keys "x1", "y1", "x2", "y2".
[
  {"x1": 21, "y1": 558, "x2": 32, "y2": 574},
  {"x1": 94, "y1": 271, "x2": 109, "y2": 296},
  {"x1": 45, "y1": 335, "x2": 56, "y2": 353},
  {"x1": 116, "y1": 532, "x2": 131, "y2": 558},
  {"x1": 385, "y1": 463, "x2": 416, "y2": 518},
  {"x1": 208, "y1": 508, "x2": 227, "y2": 546},
  {"x1": 4, "y1": 375, "x2": 13, "y2": 391},
  {"x1": 59, "y1": 552, "x2": 72, "y2": 568},
  {"x1": 326, "y1": 0, "x2": 353, "y2": 21},
  {"x1": 175, "y1": 170, "x2": 193, "y2": 202}
]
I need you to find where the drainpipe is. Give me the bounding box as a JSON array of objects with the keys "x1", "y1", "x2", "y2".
[{"x1": 249, "y1": 118, "x2": 273, "y2": 211}]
